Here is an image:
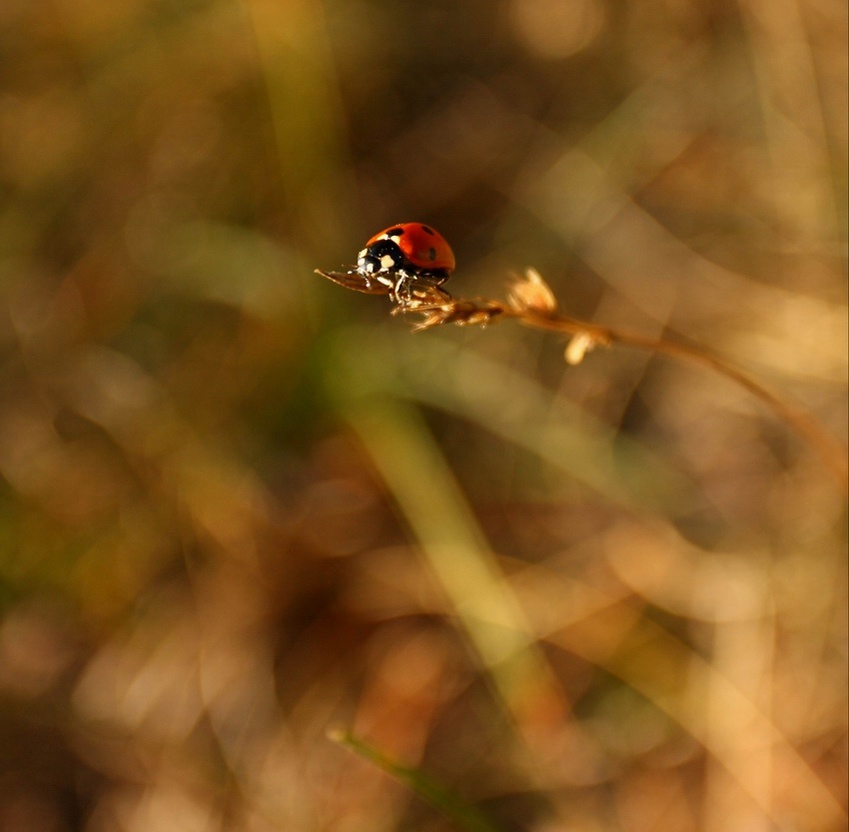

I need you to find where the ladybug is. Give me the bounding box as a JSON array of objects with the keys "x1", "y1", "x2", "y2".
[
  {"x1": 357, "y1": 222, "x2": 455, "y2": 287},
  {"x1": 316, "y1": 223, "x2": 455, "y2": 303}
]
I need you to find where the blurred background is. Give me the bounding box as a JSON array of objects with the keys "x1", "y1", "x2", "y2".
[{"x1": 0, "y1": 1, "x2": 846, "y2": 830}]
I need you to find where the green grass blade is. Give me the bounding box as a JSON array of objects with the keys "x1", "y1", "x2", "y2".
[{"x1": 328, "y1": 729, "x2": 505, "y2": 832}]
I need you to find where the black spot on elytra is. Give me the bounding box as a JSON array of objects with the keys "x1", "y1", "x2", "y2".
[
  {"x1": 422, "y1": 226, "x2": 435, "y2": 235},
  {"x1": 428, "y1": 247, "x2": 437, "y2": 261},
  {"x1": 386, "y1": 226, "x2": 404, "y2": 237}
]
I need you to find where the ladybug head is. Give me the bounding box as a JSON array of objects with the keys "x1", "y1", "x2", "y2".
[{"x1": 357, "y1": 238, "x2": 404, "y2": 276}]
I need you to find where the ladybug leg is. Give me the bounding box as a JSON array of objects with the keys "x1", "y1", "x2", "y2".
[
  {"x1": 376, "y1": 273, "x2": 397, "y2": 293},
  {"x1": 390, "y1": 272, "x2": 416, "y2": 305},
  {"x1": 391, "y1": 273, "x2": 451, "y2": 308}
]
